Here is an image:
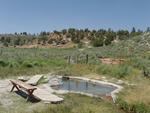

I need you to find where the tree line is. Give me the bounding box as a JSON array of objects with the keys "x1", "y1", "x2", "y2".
[{"x1": 0, "y1": 27, "x2": 149, "y2": 47}]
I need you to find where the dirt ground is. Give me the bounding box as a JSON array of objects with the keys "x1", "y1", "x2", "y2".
[
  {"x1": 0, "y1": 79, "x2": 13, "y2": 107},
  {"x1": 99, "y1": 58, "x2": 125, "y2": 65},
  {"x1": 15, "y1": 42, "x2": 75, "y2": 49}
]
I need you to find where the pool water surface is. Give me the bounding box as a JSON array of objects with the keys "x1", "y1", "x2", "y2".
[{"x1": 51, "y1": 78, "x2": 117, "y2": 96}]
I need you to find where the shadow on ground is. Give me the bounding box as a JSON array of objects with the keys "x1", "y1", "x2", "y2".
[{"x1": 15, "y1": 90, "x2": 40, "y2": 103}]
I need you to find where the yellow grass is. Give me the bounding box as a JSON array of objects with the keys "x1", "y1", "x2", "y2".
[{"x1": 120, "y1": 76, "x2": 150, "y2": 106}]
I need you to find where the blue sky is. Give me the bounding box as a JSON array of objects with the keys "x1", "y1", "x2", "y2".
[{"x1": 0, "y1": 0, "x2": 150, "y2": 33}]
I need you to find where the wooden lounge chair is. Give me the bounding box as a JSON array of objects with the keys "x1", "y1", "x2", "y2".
[
  {"x1": 10, "y1": 79, "x2": 64, "y2": 103},
  {"x1": 10, "y1": 80, "x2": 37, "y2": 101}
]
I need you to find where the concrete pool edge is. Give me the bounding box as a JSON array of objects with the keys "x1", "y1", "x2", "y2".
[{"x1": 52, "y1": 76, "x2": 123, "y2": 103}]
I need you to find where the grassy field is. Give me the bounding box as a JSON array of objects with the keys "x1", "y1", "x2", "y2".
[
  {"x1": 0, "y1": 93, "x2": 126, "y2": 113},
  {"x1": 0, "y1": 45, "x2": 148, "y2": 78},
  {"x1": 0, "y1": 36, "x2": 149, "y2": 113}
]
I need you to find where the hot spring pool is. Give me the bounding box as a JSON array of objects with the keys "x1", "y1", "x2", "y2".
[{"x1": 51, "y1": 77, "x2": 118, "y2": 96}]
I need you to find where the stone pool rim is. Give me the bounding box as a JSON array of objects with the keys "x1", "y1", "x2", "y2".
[{"x1": 52, "y1": 76, "x2": 123, "y2": 102}]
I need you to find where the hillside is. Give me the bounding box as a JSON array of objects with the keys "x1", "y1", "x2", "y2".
[{"x1": 0, "y1": 28, "x2": 145, "y2": 48}]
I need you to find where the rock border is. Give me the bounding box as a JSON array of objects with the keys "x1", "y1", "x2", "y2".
[{"x1": 52, "y1": 76, "x2": 123, "y2": 103}]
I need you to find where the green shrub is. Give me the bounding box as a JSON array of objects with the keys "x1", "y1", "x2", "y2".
[
  {"x1": 96, "y1": 64, "x2": 133, "y2": 78},
  {"x1": 22, "y1": 61, "x2": 34, "y2": 68},
  {"x1": 47, "y1": 59, "x2": 67, "y2": 67},
  {"x1": 32, "y1": 61, "x2": 42, "y2": 67},
  {"x1": 77, "y1": 42, "x2": 83, "y2": 48},
  {"x1": 131, "y1": 103, "x2": 149, "y2": 113},
  {"x1": 116, "y1": 98, "x2": 129, "y2": 112},
  {"x1": 92, "y1": 37, "x2": 104, "y2": 47},
  {"x1": 116, "y1": 98, "x2": 150, "y2": 113},
  {"x1": 116, "y1": 65, "x2": 132, "y2": 78},
  {"x1": 96, "y1": 64, "x2": 109, "y2": 75},
  {"x1": 131, "y1": 57, "x2": 149, "y2": 70},
  {"x1": 88, "y1": 55, "x2": 100, "y2": 65},
  {"x1": 0, "y1": 60, "x2": 8, "y2": 67},
  {"x1": 101, "y1": 65, "x2": 111, "y2": 75},
  {"x1": 8, "y1": 61, "x2": 19, "y2": 68}
]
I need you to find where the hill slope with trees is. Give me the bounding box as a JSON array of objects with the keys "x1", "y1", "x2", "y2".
[{"x1": 0, "y1": 27, "x2": 147, "y2": 48}]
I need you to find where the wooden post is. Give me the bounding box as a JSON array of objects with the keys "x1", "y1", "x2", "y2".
[
  {"x1": 68, "y1": 56, "x2": 71, "y2": 64},
  {"x1": 76, "y1": 55, "x2": 78, "y2": 64},
  {"x1": 86, "y1": 54, "x2": 88, "y2": 64},
  {"x1": 0, "y1": 50, "x2": 2, "y2": 56}
]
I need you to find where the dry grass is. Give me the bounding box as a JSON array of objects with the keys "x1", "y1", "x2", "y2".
[
  {"x1": 70, "y1": 64, "x2": 96, "y2": 75},
  {"x1": 119, "y1": 76, "x2": 150, "y2": 106},
  {"x1": 0, "y1": 93, "x2": 125, "y2": 113}
]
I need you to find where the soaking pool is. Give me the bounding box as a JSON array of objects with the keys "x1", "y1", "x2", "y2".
[{"x1": 51, "y1": 77, "x2": 118, "y2": 96}]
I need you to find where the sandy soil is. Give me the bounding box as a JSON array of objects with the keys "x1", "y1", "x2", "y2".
[
  {"x1": 0, "y1": 79, "x2": 13, "y2": 107},
  {"x1": 99, "y1": 58, "x2": 125, "y2": 65}
]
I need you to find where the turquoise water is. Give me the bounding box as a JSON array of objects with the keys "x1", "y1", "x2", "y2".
[{"x1": 51, "y1": 78, "x2": 117, "y2": 96}]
